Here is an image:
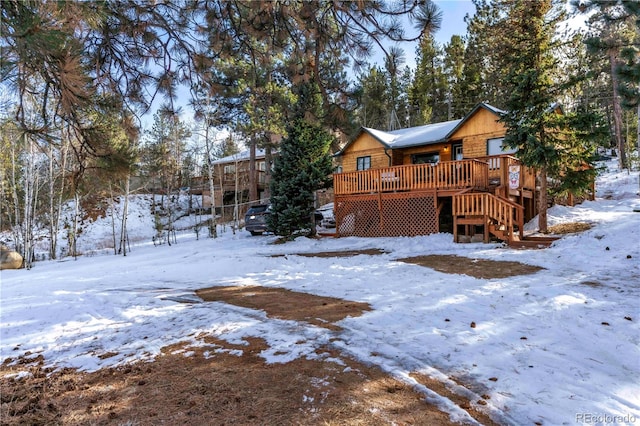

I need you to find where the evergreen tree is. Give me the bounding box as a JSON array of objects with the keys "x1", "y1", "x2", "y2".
[
  {"x1": 461, "y1": 0, "x2": 506, "y2": 107},
  {"x1": 579, "y1": 0, "x2": 639, "y2": 168},
  {"x1": 384, "y1": 47, "x2": 407, "y2": 130},
  {"x1": 497, "y1": 0, "x2": 563, "y2": 233},
  {"x1": 443, "y1": 35, "x2": 467, "y2": 119},
  {"x1": 268, "y1": 83, "x2": 334, "y2": 240},
  {"x1": 354, "y1": 66, "x2": 392, "y2": 129},
  {"x1": 460, "y1": 8, "x2": 485, "y2": 108},
  {"x1": 141, "y1": 112, "x2": 191, "y2": 195},
  {"x1": 409, "y1": 35, "x2": 448, "y2": 125},
  {"x1": 550, "y1": 109, "x2": 601, "y2": 199}
]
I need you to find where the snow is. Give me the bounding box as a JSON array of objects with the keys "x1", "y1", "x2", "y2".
[
  {"x1": 1, "y1": 159, "x2": 639, "y2": 425},
  {"x1": 364, "y1": 119, "x2": 462, "y2": 148},
  {"x1": 211, "y1": 148, "x2": 266, "y2": 164}
]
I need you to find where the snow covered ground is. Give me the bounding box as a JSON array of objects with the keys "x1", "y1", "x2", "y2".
[{"x1": 1, "y1": 159, "x2": 639, "y2": 425}]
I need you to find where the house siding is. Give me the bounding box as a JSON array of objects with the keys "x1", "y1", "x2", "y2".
[
  {"x1": 448, "y1": 108, "x2": 506, "y2": 159},
  {"x1": 341, "y1": 133, "x2": 391, "y2": 171}
]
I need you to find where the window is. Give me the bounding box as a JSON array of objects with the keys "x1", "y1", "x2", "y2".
[
  {"x1": 356, "y1": 156, "x2": 371, "y2": 170},
  {"x1": 453, "y1": 144, "x2": 463, "y2": 161},
  {"x1": 412, "y1": 152, "x2": 440, "y2": 164},
  {"x1": 487, "y1": 137, "x2": 517, "y2": 156},
  {"x1": 257, "y1": 161, "x2": 266, "y2": 171},
  {"x1": 223, "y1": 164, "x2": 236, "y2": 174}
]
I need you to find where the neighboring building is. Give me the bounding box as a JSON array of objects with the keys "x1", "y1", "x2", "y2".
[
  {"x1": 191, "y1": 149, "x2": 270, "y2": 221},
  {"x1": 333, "y1": 103, "x2": 547, "y2": 245}
]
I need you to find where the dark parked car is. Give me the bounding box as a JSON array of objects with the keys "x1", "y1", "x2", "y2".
[
  {"x1": 245, "y1": 204, "x2": 324, "y2": 236},
  {"x1": 245, "y1": 204, "x2": 272, "y2": 236}
]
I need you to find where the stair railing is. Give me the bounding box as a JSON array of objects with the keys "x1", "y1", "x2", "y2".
[{"x1": 453, "y1": 192, "x2": 524, "y2": 242}]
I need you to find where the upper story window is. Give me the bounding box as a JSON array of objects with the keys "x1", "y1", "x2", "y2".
[
  {"x1": 223, "y1": 164, "x2": 236, "y2": 174},
  {"x1": 257, "y1": 161, "x2": 266, "y2": 171},
  {"x1": 356, "y1": 156, "x2": 371, "y2": 170},
  {"x1": 487, "y1": 137, "x2": 517, "y2": 156}
]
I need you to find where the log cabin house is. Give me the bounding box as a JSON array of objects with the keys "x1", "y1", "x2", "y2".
[{"x1": 333, "y1": 102, "x2": 545, "y2": 245}]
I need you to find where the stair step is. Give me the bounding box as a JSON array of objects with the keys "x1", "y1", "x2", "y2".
[{"x1": 508, "y1": 236, "x2": 560, "y2": 249}]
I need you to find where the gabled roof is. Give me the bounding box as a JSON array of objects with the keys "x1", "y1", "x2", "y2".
[
  {"x1": 336, "y1": 119, "x2": 462, "y2": 155},
  {"x1": 211, "y1": 148, "x2": 266, "y2": 165},
  {"x1": 367, "y1": 119, "x2": 463, "y2": 149},
  {"x1": 445, "y1": 102, "x2": 506, "y2": 137},
  {"x1": 336, "y1": 102, "x2": 505, "y2": 156}
]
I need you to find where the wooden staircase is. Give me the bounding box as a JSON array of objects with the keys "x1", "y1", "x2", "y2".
[
  {"x1": 453, "y1": 191, "x2": 524, "y2": 245},
  {"x1": 452, "y1": 191, "x2": 560, "y2": 248}
]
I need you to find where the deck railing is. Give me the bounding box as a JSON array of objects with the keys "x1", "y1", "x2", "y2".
[
  {"x1": 334, "y1": 159, "x2": 489, "y2": 196},
  {"x1": 476, "y1": 155, "x2": 536, "y2": 190}
]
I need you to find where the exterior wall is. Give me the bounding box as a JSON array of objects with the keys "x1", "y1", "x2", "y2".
[
  {"x1": 448, "y1": 108, "x2": 506, "y2": 159},
  {"x1": 340, "y1": 133, "x2": 391, "y2": 172}
]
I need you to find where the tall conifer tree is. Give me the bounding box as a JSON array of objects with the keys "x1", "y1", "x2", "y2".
[
  {"x1": 497, "y1": 0, "x2": 561, "y2": 233},
  {"x1": 268, "y1": 83, "x2": 334, "y2": 240}
]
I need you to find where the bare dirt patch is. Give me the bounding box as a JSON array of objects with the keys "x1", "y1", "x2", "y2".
[
  {"x1": 547, "y1": 222, "x2": 592, "y2": 234},
  {"x1": 195, "y1": 286, "x2": 371, "y2": 330},
  {"x1": 2, "y1": 338, "x2": 465, "y2": 426},
  {"x1": 397, "y1": 254, "x2": 544, "y2": 279}
]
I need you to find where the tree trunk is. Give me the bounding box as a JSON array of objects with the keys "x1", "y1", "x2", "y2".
[
  {"x1": 264, "y1": 143, "x2": 273, "y2": 200},
  {"x1": 609, "y1": 49, "x2": 627, "y2": 169},
  {"x1": 109, "y1": 183, "x2": 117, "y2": 255},
  {"x1": 217, "y1": 163, "x2": 226, "y2": 226},
  {"x1": 71, "y1": 191, "x2": 80, "y2": 258},
  {"x1": 233, "y1": 157, "x2": 239, "y2": 233},
  {"x1": 119, "y1": 176, "x2": 130, "y2": 256},
  {"x1": 204, "y1": 125, "x2": 217, "y2": 238},
  {"x1": 538, "y1": 166, "x2": 548, "y2": 234},
  {"x1": 48, "y1": 144, "x2": 57, "y2": 259},
  {"x1": 249, "y1": 139, "x2": 257, "y2": 202},
  {"x1": 49, "y1": 137, "x2": 69, "y2": 260},
  {"x1": 22, "y1": 135, "x2": 39, "y2": 269},
  {"x1": 9, "y1": 133, "x2": 22, "y2": 255}
]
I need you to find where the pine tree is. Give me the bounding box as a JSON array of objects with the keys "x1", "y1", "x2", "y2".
[
  {"x1": 443, "y1": 35, "x2": 467, "y2": 119},
  {"x1": 354, "y1": 66, "x2": 392, "y2": 129},
  {"x1": 268, "y1": 83, "x2": 334, "y2": 240},
  {"x1": 409, "y1": 35, "x2": 448, "y2": 125},
  {"x1": 497, "y1": 0, "x2": 562, "y2": 233},
  {"x1": 580, "y1": 0, "x2": 639, "y2": 169},
  {"x1": 461, "y1": 0, "x2": 506, "y2": 107}
]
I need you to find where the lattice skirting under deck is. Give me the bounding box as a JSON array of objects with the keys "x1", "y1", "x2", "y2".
[{"x1": 334, "y1": 191, "x2": 438, "y2": 238}]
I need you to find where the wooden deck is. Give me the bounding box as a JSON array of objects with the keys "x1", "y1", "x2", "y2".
[{"x1": 333, "y1": 156, "x2": 537, "y2": 243}]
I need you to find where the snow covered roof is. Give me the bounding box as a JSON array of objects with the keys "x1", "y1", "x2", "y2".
[
  {"x1": 211, "y1": 148, "x2": 266, "y2": 165},
  {"x1": 337, "y1": 102, "x2": 506, "y2": 156},
  {"x1": 481, "y1": 103, "x2": 506, "y2": 116},
  {"x1": 363, "y1": 119, "x2": 462, "y2": 149}
]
